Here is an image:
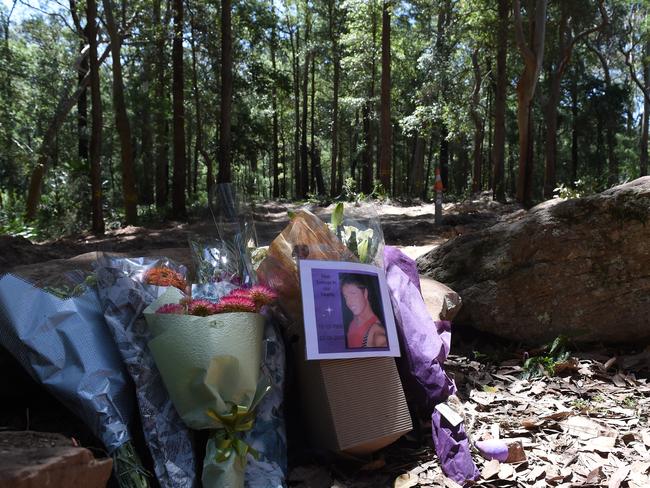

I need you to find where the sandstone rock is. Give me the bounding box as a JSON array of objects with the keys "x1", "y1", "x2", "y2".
[
  {"x1": 0, "y1": 431, "x2": 112, "y2": 488},
  {"x1": 417, "y1": 177, "x2": 650, "y2": 345},
  {"x1": 419, "y1": 275, "x2": 462, "y2": 322}
]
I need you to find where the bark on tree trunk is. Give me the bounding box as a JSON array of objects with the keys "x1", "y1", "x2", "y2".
[
  {"x1": 25, "y1": 46, "x2": 109, "y2": 220},
  {"x1": 544, "y1": 2, "x2": 606, "y2": 198},
  {"x1": 590, "y1": 44, "x2": 618, "y2": 185},
  {"x1": 492, "y1": 0, "x2": 508, "y2": 202},
  {"x1": 328, "y1": 0, "x2": 341, "y2": 197},
  {"x1": 171, "y1": 0, "x2": 186, "y2": 217},
  {"x1": 103, "y1": 0, "x2": 138, "y2": 225},
  {"x1": 87, "y1": 0, "x2": 103, "y2": 234},
  {"x1": 378, "y1": 0, "x2": 391, "y2": 191},
  {"x1": 440, "y1": 126, "x2": 449, "y2": 190},
  {"x1": 571, "y1": 73, "x2": 579, "y2": 185},
  {"x1": 471, "y1": 48, "x2": 484, "y2": 194},
  {"x1": 409, "y1": 135, "x2": 425, "y2": 198},
  {"x1": 310, "y1": 53, "x2": 325, "y2": 195},
  {"x1": 218, "y1": 0, "x2": 232, "y2": 185},
  {"x1": 271, "y1": 19, "x2": 280, "y2": 199},
  {"x1": 289, "y1": 23, "x2": 301, "y2": 198},
  {"x1": 77, "y1": 38, "x2": 89, "y2": 163},
  {"x1": 300, "y1": 23, "x2": 310, "y2": 197},
  {"x1": 189, "y1": 8, "x2": 213, "y2": 199},
  {"x1": 362, "y1": 4, "x2": 378, "y2": 195},
  {"x1": 153, "y1": 0, "x2": 169, "y2": 208},
  {"x1": 513, "y1": 0, "x2": 547, "y2": 208},
  {"x1": 140, "y1": 55, "x2": 154, "y2": 205},
  {"x1": 641, "y1": 40, "x2": 649, "y2": 177}
]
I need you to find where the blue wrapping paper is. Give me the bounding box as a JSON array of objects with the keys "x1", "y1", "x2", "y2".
[
  {"x1": 383, "y1": 247, "x2": 479, "y2": 485},
  {"x1": 0, "y1": 273, "x2": 133, "y2": 453},
  {"x1": 95, "y1": 256, "x2": 198, "y2": 488}
]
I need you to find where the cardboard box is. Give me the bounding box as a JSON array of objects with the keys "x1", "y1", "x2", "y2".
[{"x1": 295, "y1": 341, "x2": 412, "y2": 455}]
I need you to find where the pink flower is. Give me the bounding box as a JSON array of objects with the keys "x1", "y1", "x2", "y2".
[
  {"x1": 214, "y1": 296, "x2": 257, "y2": 313},
  {"x1": 156, "y1": 303, "x2": 186, "y2": 315},
  {"x1": 247, "y1": 285, "x2": 277, "y2": 307},
  {"x1": 188, "y1": 299, "x2": 218, "y2": 317}
]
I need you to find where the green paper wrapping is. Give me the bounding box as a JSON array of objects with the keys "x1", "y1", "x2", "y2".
[{"x1": 143, "y1": 288, "x2": 266, "y2": 488}]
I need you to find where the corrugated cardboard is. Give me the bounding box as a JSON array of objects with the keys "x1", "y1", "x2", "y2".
[{"x1": 295, "y1": 340, "x2": 412, "y2": 455}]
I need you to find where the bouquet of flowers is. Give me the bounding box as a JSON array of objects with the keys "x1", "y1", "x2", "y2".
[
  {"x1": 0, "y1": 268, "x2": 148, "y2": 488},
  {"x1": 144, "y1": 284, "x2": 276, "y2": 488},
  {"x1": 95, "y1": 255, "x2": 198, "y2": 488}
]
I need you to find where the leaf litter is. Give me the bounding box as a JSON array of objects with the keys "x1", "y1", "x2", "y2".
[{"x1": 288, "y1": 350, "x2": 650, "y2": 488}]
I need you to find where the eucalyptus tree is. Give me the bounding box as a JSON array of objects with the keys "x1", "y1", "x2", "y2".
[{"x1": 513, "y1": 0, "x2": 547, "y2": 208}]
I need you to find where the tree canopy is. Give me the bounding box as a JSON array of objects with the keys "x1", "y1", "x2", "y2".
[{"x1": 0, "y1": 0, "x2": 648, "y2": 237}]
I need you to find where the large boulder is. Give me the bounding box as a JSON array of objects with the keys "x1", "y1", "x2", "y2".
[{"x1": 417, "y1": 177, "x2": 650, "y2": 345}]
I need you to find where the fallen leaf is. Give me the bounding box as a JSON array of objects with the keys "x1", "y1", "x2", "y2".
[
  {"x1": 608, "y1": 466, "x2": 630, "y2": 488},
  {"x1": 561, "y1": 416, "x2": 617, "y2": 440},
  {"x1": 481, "y1": 459, "x2": 500, "y2": 480},
  {"x1": 527, "y1": 465, "x2": 546, "y2": 482},
  {"x1": 584, "y1": 466, "x2": 604, "y2": 484},
  {"x1": 586, "y1": 436, "x2": 617, "y2": 453},
  {"x1": 542, "y1": 410, "x2": 573, "y2": 421},
  {"x1": 642, "y1": 430, "x2": 650, "y2": 447}
]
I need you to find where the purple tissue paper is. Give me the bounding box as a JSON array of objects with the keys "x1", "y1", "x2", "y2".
[{"x1": 384, "y1": 246, "x2": 479, "y2": 485}]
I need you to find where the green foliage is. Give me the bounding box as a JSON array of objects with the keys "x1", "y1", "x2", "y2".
[
  {"x1": 553, "y1": 177, "x2": 604, "y2": 199},
  {"x1": 521, "y1": 336, "x2": 571, "y2": 380},
  {"x1": 0, "y1": 0, "x2": 649, "y2": 238}
]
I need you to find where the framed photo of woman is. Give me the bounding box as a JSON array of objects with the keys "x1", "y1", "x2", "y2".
[{"x1": 299, "y1": 259, "x2": 400, "y2": 360}]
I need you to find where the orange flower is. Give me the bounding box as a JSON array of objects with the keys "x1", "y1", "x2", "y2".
[{"x1": 144, "y1": 267, "x2": 188, "y2": 292}]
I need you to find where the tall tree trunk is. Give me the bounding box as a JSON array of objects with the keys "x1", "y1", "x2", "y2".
[
  {"x1": 471, "y1": 48, "x2": 484, "y2": 194},
  {"x1": 310, "y1": 53, "x2": 325, "y2": 195},
  {"x1": 571, "y1": 72, "x2": 579, "y2": 185},
  {"x1": 544, "y1": 2, "x2": 606, "y2": 198},
  {"x1": 423, "y1": 135, "x2": 435, "y2": 200},
  {"x1": 77, "y1": 38, "x2": 89, "y2": 163},
  {"x1": 409, "y1": 135, "x2": 425, "y2": 197},
  {"x1": 378, "y1": 0, "x2": 391, "y2": 191},
  {"x1": 362, "y1": 4, "x2": 378, "y2": 194},
  {"x1": 328, "y1": 0, "x2": 340, "y2": 197},
  {"x1": 513, "y1": 0, "x2": 548, "y2": 208},
  {"x1": 103, "y1": 0, "x2": 138, "y2": 224},
  {"x1": 440, "y1": 126, "x2": 449, "y2": 190},
  {"x1": 641, "y1": 40, "x2": 649, "y2": 177},
  {"x1": 25, "y1": 47, "x2": 108, "y2": 220},
  {"x1": 271, "y1": 18, "x2": 280, "y2": 199},
  {"x1": 87, "y1": 0, "x2": 103, "y2": 234},
  {"x1": 300, "y1": 13, "x2": 311, "y2": 197},
  {"x1": 140, "y1": 56, "x2": 154, "y2": 204},
  {"x1": 154, "y1": 0, "x2": 169, "y2": 208},
  {"x1": 218, "y1": 0, "x2": 232, "y2": 185},
  {"x1": 171, "y1": 0, "x2": 186, "y2": 216},
  {"x1": 189, "y1": 7, "x2": 213, "y2": 198},
  {"x1": 289, "y1": 23, "x2": 301, "y2": 198},
  {"x1": 492, "y1": 0, "x2": 507, "y2": 202},
  {"x1": 590, "y1": 44, "x2": 617, "y2": 185},
  {"x1": 435, "y1": 2, "x2": 451, "y2": 190}
]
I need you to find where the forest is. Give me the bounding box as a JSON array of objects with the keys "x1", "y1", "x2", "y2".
[{"x1": 0, "y1": 0, "x2": 648, "y2": 238}]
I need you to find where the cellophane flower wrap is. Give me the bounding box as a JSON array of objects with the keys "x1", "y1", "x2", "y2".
[
  {"x1": 144, "y1": 283, "x2": 270, "y2": 488},
  {"x1": 95, "y1": 255, "x2": 198, "y2": 488},
  {"x1": 0, "y1": 268, "x2": 148, "y2": 488}
]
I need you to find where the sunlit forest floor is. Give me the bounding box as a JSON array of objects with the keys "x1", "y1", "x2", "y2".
[
  {"x1": 2, "y1": 194, "x2": 518, "y2": 269},
  {"x1": 2, "y1": 197, "x2": 649, "y2": 487}
]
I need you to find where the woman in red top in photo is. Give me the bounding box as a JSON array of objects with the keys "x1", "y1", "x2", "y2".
[{"x1": 340, "y1": 274, "x2": 388, "y2": 348}]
